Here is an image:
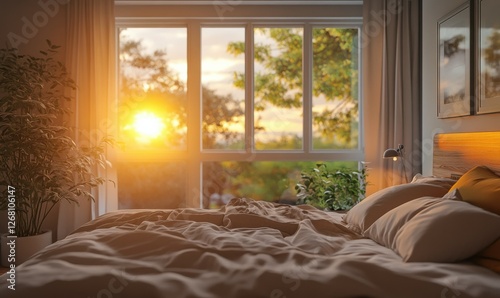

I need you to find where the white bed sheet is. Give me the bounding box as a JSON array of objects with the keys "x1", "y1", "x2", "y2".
[{"x1": 1, "y1": 198, "x2": 499, "y2": 298}]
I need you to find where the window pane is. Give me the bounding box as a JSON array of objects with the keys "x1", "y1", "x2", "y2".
[
  {"x1": 254, "y1": 28, "x2": 303, "y2": 150},
  {"x1": 312, "y1": 28, "x2": 359, "y2": 149},
  {"x1": 118, "y1": 28, "x2": 187, "y2": 151},
  {"x1": 118, "y1": 162, "x2": 187, "y2": 209},
  {"x1": 202, "y1": 161, "x2": 358, "y2": 208},
  {"x1": 202, "y1": 28, "x2": 245, "y2": 150}
]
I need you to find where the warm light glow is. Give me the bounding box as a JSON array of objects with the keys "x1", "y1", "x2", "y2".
[
  {"x1": 393, "y1": 157, "x2": 398, "y2": 161},
  {"x1": 171, "y1": 118, "x2": 180, "y2": 127},
  {"x1": 125, "y1": 111, "x2": 165, "y2": 143}
]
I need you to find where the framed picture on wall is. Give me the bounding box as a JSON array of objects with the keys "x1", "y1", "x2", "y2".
[
  {"x1": 437, "y1": 2, "x2": 472, "y2": 118},
  {"x1": 476, "y1": 0, "x2": 500, "y2": 114}
]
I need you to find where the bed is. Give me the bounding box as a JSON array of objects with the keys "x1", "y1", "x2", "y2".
[{"x1": 1, "y1": 132, "x2": 500, "y2": 298}]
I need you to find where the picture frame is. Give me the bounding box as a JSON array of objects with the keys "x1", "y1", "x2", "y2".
[
  {"x1": 437, "y1": 2, "x2": 472, "y2": 118},
  {"x1": 475, "y1": 0, "x2": 500, "y2": 114}
]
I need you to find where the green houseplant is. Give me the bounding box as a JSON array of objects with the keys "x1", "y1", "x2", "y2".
[
  {"x1": 0, "y1": 41, "x2": 111, "y2": 240},
  {"x1": 295, "y1": 163, "x2": 367, "y2": 211}
]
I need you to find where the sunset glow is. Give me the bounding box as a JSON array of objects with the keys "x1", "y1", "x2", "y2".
[{"x1": 126, "y1": 111, "x2": 165, "y2": 143}]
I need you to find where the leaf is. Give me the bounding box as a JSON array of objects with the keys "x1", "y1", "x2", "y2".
[{"x1": 296, "y1": 163, "x2": 367, "y2": 211}]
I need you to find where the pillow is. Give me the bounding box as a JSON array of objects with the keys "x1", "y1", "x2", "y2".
[
  {"x1": 411, "y1": 173, "x2": 457, "y2": 189},
  {"x1": 365, "y1": 191, "x2": 462, "y2": 250},
  {"x1": 364, "y1": 197, "x2": 443, "y2": 249},
  {"x1": 448, "y1": 166, "x2": 500, "y2": 215},
  {"x1": 343, "y1": 183, "x2": 451, "y2": 233},
  {"x1": 393, "y1": 200, "x2": 500, "y2": 262},
  {"x1": 474, "y1": 238, "x2": 500, "y2": 274}
]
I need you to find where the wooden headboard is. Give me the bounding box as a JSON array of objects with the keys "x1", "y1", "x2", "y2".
[{"x1": 433, "y1": 131, "x2": 500, "y2": 178}]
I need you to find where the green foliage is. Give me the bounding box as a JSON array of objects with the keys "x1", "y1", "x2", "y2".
[
  {"x1": 0, "y1": 41, "x2": 112, "y2": 237},
  {"x1": 295, "y1": 163, "x2": 367, "y2": 211},
  {"x1": 207, "y1": 161, "x2": 359, "y2": 206},
  {"x1": 219, "y1": 161, "x2": 303, "y2": 202}
]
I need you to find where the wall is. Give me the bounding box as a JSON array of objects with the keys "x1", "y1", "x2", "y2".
[
  {"x1": 0, "y1": 0, "x2": 68, "y2": 59},
  {"x1": 421, "y1": 0, "x2": 500, "y2": 176},
  {"x1": 115, "y1": 3, "x2": 361, "y2": 18},
  {"x1": 0, "y1": 0, "x2": 69, "y2": 242}
]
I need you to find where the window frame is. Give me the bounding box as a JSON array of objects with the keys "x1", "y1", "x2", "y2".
[{"x1": 111, "y1": 17, "x2": 364, "y2": 211}]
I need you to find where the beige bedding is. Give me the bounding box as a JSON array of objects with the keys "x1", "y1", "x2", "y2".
[{"x1": 1, "y1": 198, "x2": 500, "y2": 298}]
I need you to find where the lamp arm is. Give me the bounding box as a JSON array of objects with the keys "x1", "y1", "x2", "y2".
[
  {"x1": 400, "y1": 157, "x2": 409, "y2": 183},
  {"x1": 398, "y1": 145, "x2": 409, "y2": 183}
]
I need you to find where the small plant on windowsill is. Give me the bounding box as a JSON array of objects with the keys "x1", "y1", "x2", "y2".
[
  {"x1": 0, "y1": 40, "x2": 113, "y2": 239},
  {"x1": 295, "y1": 163, "x2": 367, "y2": 211}
]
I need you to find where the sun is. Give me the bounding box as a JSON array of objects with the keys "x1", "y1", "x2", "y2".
[{"x1": 126, "y1": 111, "x2": 166, "y2": 143}]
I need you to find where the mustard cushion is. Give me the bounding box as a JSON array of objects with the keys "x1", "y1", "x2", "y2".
[
  {"x1": 448, "y1": 166, "x2": 500, "y2": 215},
  {"x1": 475, "y1": 238, "x2": 500, "y2": 274}
]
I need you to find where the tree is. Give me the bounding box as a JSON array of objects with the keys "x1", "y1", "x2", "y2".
[
  {"x1": 227, "y1": 28, "x2": 359, "y2": 146},
  {"x1": 202, "y1": 87, "x2": 244, "y2": 149},
  {"x1": 483, "y1": 29, "x2": 500, "y2": 98}
]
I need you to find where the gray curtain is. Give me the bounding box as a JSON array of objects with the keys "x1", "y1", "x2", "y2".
[{"x1": 363, "y1": 0, "x2": 421, "y2": 193}]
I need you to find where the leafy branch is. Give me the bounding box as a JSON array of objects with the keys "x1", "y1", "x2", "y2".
[
  {"x1": 295, "y1": 163, "x2": 367, "y2": 211},
  {"x1": 0, "y1": 40, "x2": 113, "y2": 237}
]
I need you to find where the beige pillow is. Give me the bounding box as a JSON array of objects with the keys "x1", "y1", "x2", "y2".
[
  {"x1": 411, "y1": 174, "x2": 457, "y2": 189},
  {"x1": 395, "y1": 200, "x2": 500, "y2": 262},
  {"x1": 364, "y1": 197, "x2": 442, "y2": 249},
  {"x1": 343, "y1": 183, "x2": 450, "y2": 233}
]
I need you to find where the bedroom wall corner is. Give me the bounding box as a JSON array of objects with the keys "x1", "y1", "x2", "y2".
[
  {"x1": 0, "y1": 0, "x2": 68, "y2": 65},
  {"x1": 421, "y1": 0, "x2": 500, "y2": 176}
]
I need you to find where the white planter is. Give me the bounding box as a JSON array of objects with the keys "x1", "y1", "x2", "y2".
[{"x1": 1, "y1": 230, "x2": 52, "y2": 267}]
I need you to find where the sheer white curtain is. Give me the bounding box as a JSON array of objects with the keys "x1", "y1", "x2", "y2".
[
  {"x1": 57, "y1": 0, "x2": 116, "y2": 240},
  {"x1": 363, "y1": 0, "x2": 421, "y2": 194}
]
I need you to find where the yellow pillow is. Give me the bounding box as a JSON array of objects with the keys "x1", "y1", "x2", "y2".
[
  {"x1": 474, "y1": 238, "x2": 500, "y2": 274},
  {"x1": 449, "y1": 166, "x2": 500, "y2": 215}
]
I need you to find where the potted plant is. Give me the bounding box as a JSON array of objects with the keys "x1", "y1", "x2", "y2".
[
  {"x1": 0, "y1": 41, "x2": 111, "y2": 265},
  {"x1": 295, "y1": 163, "x2": 367, "y2": 211}
]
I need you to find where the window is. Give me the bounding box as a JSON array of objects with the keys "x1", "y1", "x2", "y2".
[
  {"x1": 253, "y1": 27, "x2": 304, "y2": 150},
  {"x1": 115, "y1": 19, "x2": 362, "y2": 209},
  {"x1": 202, "y1": 27, "x2": 246, "y2": 150}
]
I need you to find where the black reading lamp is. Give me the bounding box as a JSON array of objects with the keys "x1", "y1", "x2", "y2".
[{"x1": 383, "y1": 144, "x2": 409, "y2": 183}]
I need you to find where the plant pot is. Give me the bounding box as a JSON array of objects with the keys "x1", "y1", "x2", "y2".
[{"x1": 1, "y1": 230, "x2": 52, "y2": 267}]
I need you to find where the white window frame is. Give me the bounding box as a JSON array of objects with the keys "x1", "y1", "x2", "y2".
[{"x1": 109, "y1": 16, "x2": 363, "y2": 211}]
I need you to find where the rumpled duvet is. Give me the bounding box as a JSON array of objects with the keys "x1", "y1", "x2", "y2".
[{"x1": 1, "y1": 198, "x2": 500, "y2": 298}]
